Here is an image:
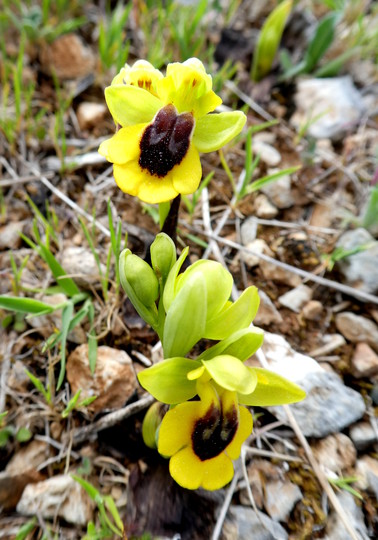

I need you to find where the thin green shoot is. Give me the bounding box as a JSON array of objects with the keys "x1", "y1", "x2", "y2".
[
  {"x1": 15, "y1": 518, "x2": 38, "y2": 540},
  {"x1": 246, "y1": 165, "x2": 301, "y2": 195},
  {"x1": 182, "y1": 171, "x2": 214, "y2": 220},
  {"x1": 219, "y1": 148, "x2": 237, "y2": 194},
  {"x1": 61, "y1": 389, "x2": 97, "y2": 418},
  {"x1": 328, "y1": 475, "x2": 363, "y2": 500},
  {"x1": 322, "y1": 243, "x2": 375, "y2": 271},
  {"x1": 98, "y1": 2, "x2": 132, "y2": 72},
  {"x1": 25, "y1": 369, "x2": 52, "y2": 404}
]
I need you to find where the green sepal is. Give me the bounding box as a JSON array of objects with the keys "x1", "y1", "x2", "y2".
[
  {"x1": 238, "y1": 367, "x2": 306, "y2": 406},
  {"x1": 138, "y1": 357, "x2": 200, "y2": 404},
  {"x1": 163, "y1": 272, "x2": 207, "y2": 357},
  {"x1": 198, "y1": 327, "x2": 264, "y2": 362},
  {"x1": 142, "y1": 402, "x2": 166, "y2": 449},
  {"x1": 204, "y1": 286, "x2": 260, "y2": 340},
  {"x1": 105, "y1": 85, "x2": 161, "y2": 126},
  {"x1": 163, "y1": 247, "x2": 189, "y2": 312},
  {"x1": 119, "y1": 249, "x2": 158, "y2": 328},
  {"x1": 203, "y1": 355, "x2": 257, "y2": 395},
  {"x1": 175, "y1": 260, "x2": 232, "y2": 320},
  {"x1": 193, "y1": 111, "x2": 247, "y2": 153},
  {"x1": 150, "y1": 233, "x2": 177, "y2": 286}
]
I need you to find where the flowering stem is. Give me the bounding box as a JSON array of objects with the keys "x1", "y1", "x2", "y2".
[
  {"x1": 161, "y1": 195, "x2": 180, "y2": 246},
  {"x1": 158, "y1": 202, "x2": 170, "y2": 229}
]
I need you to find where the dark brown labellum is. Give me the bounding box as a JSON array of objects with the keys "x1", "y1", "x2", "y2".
[
  {"x1": 191, "y1": 401, "x2": 238, "y2": 461},
  {"x1": 139, "y1": 104, "x2": 194, "y2": 177}
]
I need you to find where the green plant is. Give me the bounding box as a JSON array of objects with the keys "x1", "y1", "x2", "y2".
[
  {"x1": 361, "y1": 185, "x2": 378, "y2": 233},
  {"x1": 98, "y1": 1, "x2": 132, "y2": 72},
  {"x1": 251, "y1": 0, "x2": 293, "y2": 82},
  {"x1": 322, "y1": 242, "x2": 375, "y2": 271},
  {"x1": 73, "y1": 476, "x2": 125, "y2": 539},
  {"x1": 61, "y1": 389, "x2": 97, "y2": 418},
  {"x1": 329, "y1": 475, "x2": 363, "y2": 500}
]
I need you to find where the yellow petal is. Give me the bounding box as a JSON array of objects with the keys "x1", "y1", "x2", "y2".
[
  {"x1": 201, "y1": 452, "x2": 234, "y2": 490},
  {"x1": 113, "y1": 162, "x2": 144, "y2": 196},
  {"x1": 169, "y1": 446, "x2": 204, "y2": 490},
  {"x1": 158, "y1": 402, "x2": 200, "y2": 457},
  {"x1": 171, "y1": 144, "x2": 202, "y2": 195},
  {"x1": 99, "y1": 124, "x2": 146, "y2": 164},
  {"x1": 225, "y1": 406, "x2": 253, "y2": 460},
  {"x1": 137, "y1": 170, "x2": 179, "y2": 204}
]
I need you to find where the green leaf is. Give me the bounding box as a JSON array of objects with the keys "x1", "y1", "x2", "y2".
[
  {"x1": 251, "y1": 0, "x2": 293, "y2": 81},
  {"x1": 36, "y1": 243, "x2": 80, "y2": 297},
  {"x1": 238, "y1": 367, "x2": 306, "y2": 406},
  {"x1": 0, "y1": 295, "x2": 55, "y2": 314},
  {"x1": 24, "y1": 369, "x2": 51, "y2": 404},
  {"x1": 193, "y1": 111, "x2": 247, "y2": 153},
  {"x1": 16, "y1": 426, "x2": 32, "y2": 442},
  {"x1": 56, "y1": 301, "x2": 74, "y2": 390},
  {"x1": 198, "y1": 327, "x2": 264, "y2": 362},
  {"x1": 72, "y1": 475, "x2": 100, "y2": 500},
  {"x1": 204, "y1": 355, "x2": 258, "y2": 395},
  {"x1": 62, "y1": 389, "x2": 82, "y2": 418},
  {"x1": 105, "y1": 85, "x2": 162, "y2": 127},
  {"x1": 303, "y1": 12, "x2": 338, "y2": 72},
  {"x1": 163, "y1": 273, "x2": 207, "y2": 357},
  {"x1": 204, "y1": 286, "x2": 260, "y2": 340},
  {"x1": 247, "y1": 166, "x2": 300, "y2": 194},
  {"x1": 138, "y1": 357, "x2": 200, "y2": 404}
]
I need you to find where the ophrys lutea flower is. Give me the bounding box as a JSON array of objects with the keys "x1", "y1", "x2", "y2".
[
  {"x1": 158, "y1": 381, "x2": 252, "y2": 490},
  {"x1": 99, "y1": 58, "x2": 246, "y2": 203}
]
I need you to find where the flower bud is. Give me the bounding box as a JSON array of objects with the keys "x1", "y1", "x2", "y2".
[
  {"x1": 150, "y1": 233, "x2": 176, "y2": 285},
  {"x1": 142, "y1": 402, "x2": 167, "y2": 449},
  {"x1": 120, "y1": 250, "x2": 159, "y2": 307}
]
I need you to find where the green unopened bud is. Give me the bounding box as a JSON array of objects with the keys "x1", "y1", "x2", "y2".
[
  {"x1": 121, "y1": 250, "x2": 159, "y2": 307},
  {"x1": 119, "y1": 249, "x2": 159, "y2": 328},
  {"x1": 150, "y1": 233, "x2": 176, "y2": 285},
  {"x1": 142, "y1": 402, "x2": 167, "y2": 449}
]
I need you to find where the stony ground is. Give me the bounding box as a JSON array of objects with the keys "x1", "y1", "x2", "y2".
[{"x1": 0, "y1": 1, "x2": 377, "y2": 539}]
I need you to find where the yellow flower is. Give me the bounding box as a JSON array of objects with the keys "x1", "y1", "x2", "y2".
[
  {"x1": 99, "y1": 58, "x2": 246, "y2": 203},
  {"x1": 158, "y1": 381, "x2": 252, "y2": 490}
]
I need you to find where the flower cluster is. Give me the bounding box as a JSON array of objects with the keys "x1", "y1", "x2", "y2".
[
  {"x1": 120, "y1": 234, "x2": 306, "y2": 490},
  {"x1": 99, "y1": 58, "x2": 246, "y2": 203}
]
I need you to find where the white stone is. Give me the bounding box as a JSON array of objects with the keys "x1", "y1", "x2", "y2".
[
  {"x1": 335, "y1": 312, "x2": 378, "y2": 351},
  {"x1": 243, "y1": 239, "x2": 271, "y2": 267},
  {"x1": 278, "y1": 284, "x2": 313, "y2": 313},
  {"x1": 302, "y1": 300, "x2": 323, "y2": 321},
  {"x1": 350, "y1": 421, "x2": 378, "y2": 451},
  {"x1": 16, "y1": 474, "x2": 94, "y2": 525},
  {"x1": 260, "y1": 170, "x2": 294, "y2": 209},
  {"x1": 252, "y1": 140, "x2": 282, "y2": 166},
  {"x1": 60, "y1": 246, "x2": 106, "y2": 289},
  {"x1": 312, "y1": 433, "x2": 356, "y2": 473},
  {"x1": 324, "y1": 491, "x2": 368, "y2": 540},
  {"x1": 309, "y1": 334, "x2": 346, "y2": 357},
  {"x1": 264, "y1": 479, "x2": 302, "y2": 522},
  {"x1": 336, "y1": 228, "x2": 378, "y2": 294},
  {"x1": 291, "y1": 76, "x2": 365, "y2": 140},
  {"x1": 6, "y1": 441, "x2": 48, "y2": 474},
  {"x1": 355, "y1": 456, "x2": 378, "y2": 500},
  {"x1": 0, "y1": 221, "x2": 24, "y2": 250},
  {"x1": 260, "y1": 259, "x2": 302, "y2": 287},
  {"x1": 229, "y1": 505, "x2": 288, "y2": 540},
  {"x1": 77, "y1": 102, "x2": 107, "y2": 130},
  {"x1": 254, "y1": 194, "x2": 278, "y2": 219}
]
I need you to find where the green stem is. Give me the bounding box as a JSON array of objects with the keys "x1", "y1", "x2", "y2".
[{"x1": 158, "y1": 202, "x2": 171, "y2": 229}]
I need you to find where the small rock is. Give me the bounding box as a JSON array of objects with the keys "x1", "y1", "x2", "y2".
[
  {"x1": 351, "y1": 342, "x2": 378, "y2": 378},
  {"x1": 324, "y1": 491, "x2": 368, "y2": 540},
  {"x1": 243, "y1": 239, "x2": 272, "y2": 267},
  {"x1": 254, "y1": 194, "x2": 278, "y2": 219},
  {"x1": 228, "y1": 505, "x2": 288, "y2": 540},
  {"x1": 16, "y1": 474, "x2": 94, "y2": 526},
  {"x1": 77, "y1": 102, "x2": 107, "y2": 130},
  {"x1": 60, "y1": 246, "x2": 106, "y2": 289},
  {"x1": 302, "y1": 300, "x2": 323, "y2": 321},
  {"x1": 0, "y1": 470, "x2": 43, "y2": 511},
  {"x1": 260, "y1": 171, "x2": 294, "y2": 209},
  {"x1": 260, "y1": 259, "x2": 302, "y2": 287},
  {"x1": 254, "y1": 290, "x2": 283, "y2": 326},
  {"x1": 335, "y1": 312, "x2": 378, "y2": 351},
  {"x1": 272, "y1": 370, "x2": 366, "y2": 437},
  {"x1": 349, "y1": 421, "x2": 378, "y2": 451},
  {"x1": 40, "y1": 34, "x2": 95, "y2": 80},
  {"x1": 264, "y1": 479, "x2": 302, "y2": 522},
  {"x1": 262, "y1": 333, "x2": 366, "y2": 437},
  {"x1": 66, "y1": 344, "x2": 138, "y2": 413},
  {"x1": 6, "y1": 440, "x2": 49, "y2": 474},
  {"x1": 278, "y1": 284, "x2": 313, "y2": 313},
  {"x1": 7, "y1": 360, "x2": 30, "y2": 392},
  {"x1": 252, "y1": 140, "x2": 282, "y2": 167},
  {"x1": 355, "y1": 456, "x2": 378, "y2": 500},
  {"x1": 312, "y1": 433, "x2": 356, "y2": 473},
  {"x1": 240, "y1": 216, "x2": 258, "y2": 245},
  {"x1": 335, "y1": 228, "x2": 378, "y2": 294},
  {"x1": 310, "y1": 334, "x2": 346, "y2": 357},
  {"x1": 291, "y1": 77, "x2": 365, "y2": 141},
  {"x1": 0, "y1": 221, "x2": 23, "y2": 250}
]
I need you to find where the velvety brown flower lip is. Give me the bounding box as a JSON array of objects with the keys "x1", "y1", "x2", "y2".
[
  {"x1": 191, "y1": 401, "x2": 238, "y2": 461},
  {"x1": 139, "y1": 104, "x2": 194, "y2": 177}
]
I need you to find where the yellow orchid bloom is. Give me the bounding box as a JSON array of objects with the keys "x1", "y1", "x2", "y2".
[
  {"x1": 99, "y1": 58, "x2": 246, "y2": 203},
  {"x1": 158, "y1": 381, "x2": 252, "y2": 490}
]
